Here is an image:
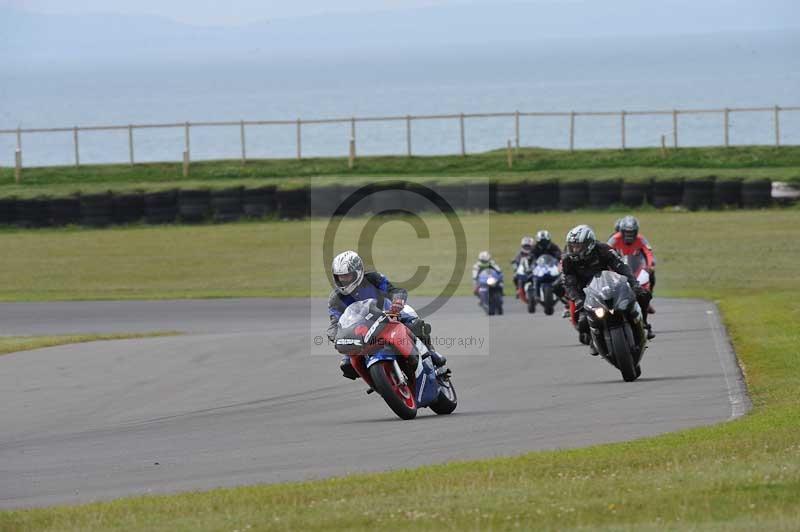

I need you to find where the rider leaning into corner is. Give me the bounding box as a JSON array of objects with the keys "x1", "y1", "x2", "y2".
[
  {"x1": 512, "y1": 231, "x2": 564, "y2": 300},
  {"x1": 608, "y1": 215, "x2": 657, "y2": 314},
  {"x1": 326, "y1": 250, "x2": 448, "y2": 380},
  {"x1": 562, "y1": 225, "x2": 656, "y2": 355}
]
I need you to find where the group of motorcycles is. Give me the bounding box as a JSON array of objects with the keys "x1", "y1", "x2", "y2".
[
  {"x1": 332, "y1": 250, "x2": 654, "y2": 421},
  {"x1": 476, "y1": 254, "x2": 561, "y2": 317},
  {"x1": 476, "y1": 248, "x2": 654, "y2": 384}
]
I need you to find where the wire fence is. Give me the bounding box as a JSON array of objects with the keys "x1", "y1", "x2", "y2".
[{"x1": 2, "y1": 105, "x2": 798, "y2": 172}]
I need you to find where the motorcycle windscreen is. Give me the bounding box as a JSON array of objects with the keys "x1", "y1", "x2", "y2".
[
  {"x1": 478, "y1": 268, "x2": 502, "y2": 285},
  {"x1": 584, "y1": 271, "x2": 634, "y2": 311},
  {"x1": 338, "y1": 299, "x2": 374, "y2": 328}
]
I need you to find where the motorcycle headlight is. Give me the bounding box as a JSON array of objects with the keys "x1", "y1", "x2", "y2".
[
  {"x1": 594, "y1": 307, "x2": 606, "y2": 319},
  {"x1": 487, "y1": 277, "x2": 497, "y2": 287}
]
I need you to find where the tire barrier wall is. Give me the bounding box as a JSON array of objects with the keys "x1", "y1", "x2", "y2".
[{"x1": 0, "y1": 178, "x2": 791, "y2": 229}]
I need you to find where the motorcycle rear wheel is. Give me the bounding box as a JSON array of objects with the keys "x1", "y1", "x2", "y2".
[
  {"x1": 609, "y1": 326, "x2": 638, "y2": 382},
  {"x1": 370, "y1": 360, "x2": 418, "y2": 420}
]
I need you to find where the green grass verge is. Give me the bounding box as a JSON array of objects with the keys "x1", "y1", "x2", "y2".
[
  {"x1": 0, "y1": 332, "x2": 181, "y2": 357},
  {"x1": 1, "y1": 209, "x2": 799, "y2": 530},
  {"x1": 1, "y1": 146, "x2": 799, "y2": 198}
]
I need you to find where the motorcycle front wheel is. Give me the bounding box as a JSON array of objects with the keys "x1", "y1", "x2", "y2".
[
  {"x1": 370, "y1": 360, "x2": 418, "y2": 420},
  {"x1": 608, "y1": 326, "x2": 638, "y2": 382}
]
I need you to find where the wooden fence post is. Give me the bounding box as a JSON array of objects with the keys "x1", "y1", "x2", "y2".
[
  {"x1": 506, "y1": 140, "x2": 513, "y2": 169},
  {"x1": 724, "y1": 108, "x2": 730, "y2": 147},
  {"x1": 569, "y1": 111, "x2": 575, "y2": 152},
  {"x1": 184, "y1": 122, "x2": 191, "y2": 161},
  {"x1": 240, "y1": 120, "x2": 247, "y2": 164},
  {"x1": 774, "y1": 105, "x2": 781, "y2": 146},
  {"x1": 348, "y1": 139, "x2": 355, "y2": 169},
  {"x1": 296, "y1": 118, "x2": 302, "y2": 160},
  {"x1": 350, "y1": 118, "x2": 356, "y2": 159},
  {"x1": 15, "y1": 127, "x2": 22, "y2": 167},
  {"x1": 515, "y1": 110, "x2": 520, "y2": 150},
  {"x1": 73, "y1": 126, "x2": 80, "y2": 168},
  {"x1": 406, "y1": 115, "x2": 412, "y2": 157},
  {"x1": 621, "y1": 110, "x2": 626, "y2": 150},
  {"x1": 672, "y1": 110, "x2": 679, "y2": 148},
  {"x1": 459, "y1": 113, "x2": 466, "y2": 156},
  {"x1": 660, "y1": 135, "x2": 667, "y2": 158},
  {"x1": 183, "y1": 150, "x2": 190, "y2": 177},
  {"x1": 128, "y1": 125, "x2": 135, "y2": 166},
  {"x1": 14, "y1": 149, "x2": 22, "y2": 183}
]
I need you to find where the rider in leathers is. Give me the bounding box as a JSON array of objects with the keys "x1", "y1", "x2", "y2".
[
  {"x1": 562, "y1": 225, "x2": 655, "y2": 351},
  {"x1": 327, "y1": 250, "x2": 446, "y2": 380}
]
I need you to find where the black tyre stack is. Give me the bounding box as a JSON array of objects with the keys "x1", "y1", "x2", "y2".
[
  {"x1": 16, "y1": 197, "x2": 49, "y2": 228},
  {"x1": 209, "y1": 187, "x2": 243, "y2": 223},
  {"x1": 466, "y1": 182, "x2": 491, "y2": 211},
  {"x1": 620, "y1": 179, "x2": 650, "y2": 207},
  {"x1": 713, "y1": 178, "x2": 742, "y2": 208},
  {"x1": 113, "y1": 192, "x2": 145, "y2": 225},
  {"x1": 495, "y1": 182, "x2": 529, "y2": 212},
  {"x1": 681, "y1": 177, "x2": 715, "y2": 210},
  {"x1": 242, "y1": 186, "x2": 276, "y2": 219},
  {"x1": 144, "y1": 189, "x2": 178, "y2": 225},
  {"x1": 434, "y1": 182, "x2": 468, "y2": 212},
  {"x1": 177, "y1": 189, "x2": 210, "y2": 223},
  {"x1": 368, "y1": 181, "x2": 408, "y2": 215},
  {"x1": 309, "y1": 185, "x2": 340, "y2": 218},
  {"x1": 0, "y1": 197, "x2": 16, "y2": 226},
  {"x1": 588, "y1": 179, "x2": 622, "y2": 209},
  {"x1": 651, "y1": 178, "x2": 683, "y2": 208},
  {"x1": 276, "y1": 187, "x2": 309, "y2": 219},
  {"x1": 80, "y1": 193, "x2": 114, "y2": 227},
  {"x1": 48, "y1": 196, "x2": 81, "y2": 226},
  {"x1": 741, "y1": 179, "x2": 772, "y2": 208},
  {"x1": 527, "y1": 180, "x2": 559, "y2": 212},
  {"x1": 558, "y1": 180, "x2": 588, "y2": 210}
]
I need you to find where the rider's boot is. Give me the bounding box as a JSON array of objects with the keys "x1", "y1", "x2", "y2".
[
  {"x1": 588, "y1": 341, "x2": 599, "y2": 356},
  {"x1": 646, "y1": 324, "x2": 656, "y2": 340},
  {"x1": 340, "y1": 356, "x2": 358, "y2": 380}
]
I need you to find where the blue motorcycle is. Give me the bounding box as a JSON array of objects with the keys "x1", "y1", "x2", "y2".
[
  {"x1": 531, "y1": 254, "x2": 560, "y2": 315},
  {"x1": 477, "y1": 267, "x2": 504, "y2": 316}
]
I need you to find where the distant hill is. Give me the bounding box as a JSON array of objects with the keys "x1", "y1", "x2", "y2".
[{"x1": 1, "y1": 0, "x2": 798, "y2": 64}]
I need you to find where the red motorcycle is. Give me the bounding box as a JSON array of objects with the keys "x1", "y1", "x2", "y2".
[{"x1": 334, "y1": 299, "x2": 457, "y2": 420}]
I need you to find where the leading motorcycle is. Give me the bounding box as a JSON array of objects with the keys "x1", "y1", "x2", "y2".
[
  {"x1": 334, "y1": 299, "x2": 457, "y2": 420},
  {"x1": 583, "y1": 271, "x2": 648, "y2": 382}
]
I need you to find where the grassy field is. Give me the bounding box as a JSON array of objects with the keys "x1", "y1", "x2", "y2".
[
  {"x1": 1, "y1": 209, "x2": 799, "y2": 530},
  {"x1": 1, "y1": 145, "x2": 798, "y2": 198},
  {"x1": 0, "y1": 332, "x2": 180, "y2": 357},
  {"x1": 0, "y1": 208, "x2": 797, "y2": 301}
]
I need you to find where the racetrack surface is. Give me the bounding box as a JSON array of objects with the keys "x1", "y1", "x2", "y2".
[{"x1": 0, "y1": 297, "x2": 747, "y2": 509}]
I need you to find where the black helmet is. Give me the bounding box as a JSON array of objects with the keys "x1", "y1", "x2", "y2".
[
  {"x1": 619, "y1": 215, "x2": 639, "y2": 245},
  {"x1": 565, "y1": 225, "x2": 597, "y2": 260},
  {"x1": 535, "y1": 229, "x2": 551, "y2": 247}
]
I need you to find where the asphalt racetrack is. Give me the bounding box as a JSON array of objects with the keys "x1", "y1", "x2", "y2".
[{"x1": 0, "y1": 297, "x2": 748, "y2": 508}]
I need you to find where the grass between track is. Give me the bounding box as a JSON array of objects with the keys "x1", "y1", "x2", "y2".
[
  {"x1": 0, "y1": 145, "x2": 798, "y2": 198},
  {"x1": 0, "y1": 332, "x2": 181, "y2": 357},
  {"x1": 0, "y1": 209, "x2": 798, "y2": 530}
]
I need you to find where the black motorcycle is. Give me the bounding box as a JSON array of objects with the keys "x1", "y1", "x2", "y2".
[{"x1": 583, "y1": 271, "x2": 648, "y2": 382}]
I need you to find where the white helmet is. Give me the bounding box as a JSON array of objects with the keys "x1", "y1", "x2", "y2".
[
  {"x1": 332, "y1": 250, "x2": 364, "y2": 295},
  {"x1": 478, "y1": 251, "x2": 492, "y2": 264},
  {"x1": 520, "y1": 236, "x2": 534, "y2": 254}
]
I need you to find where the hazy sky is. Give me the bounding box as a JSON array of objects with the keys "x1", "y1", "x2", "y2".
[{"x1": 1, "y1": 0, "x2": 484, "y2": 25}]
